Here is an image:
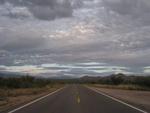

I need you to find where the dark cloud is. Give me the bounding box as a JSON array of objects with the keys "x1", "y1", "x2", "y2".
[
  {"x1": 0, "y1": 0, "x2": 4, "y2": 4},
  {"x1": 0, "y1": 0, "x2": 82, "y2": 20},
  {"x1": 28, "y1": 3, "x2": 72, "y2": 20}
]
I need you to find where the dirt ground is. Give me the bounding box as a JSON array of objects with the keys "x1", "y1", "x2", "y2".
[{"x1": 92, "y1": 87, "x2": 150, "y2": 112}]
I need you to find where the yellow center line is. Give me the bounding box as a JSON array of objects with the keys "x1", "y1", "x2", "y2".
[
  {"x1": 75, "y1": 88, "x2": 80, "y2": 104},
  {"x1": 77, "y1": 95, "x2": 80, "y2": 104}
]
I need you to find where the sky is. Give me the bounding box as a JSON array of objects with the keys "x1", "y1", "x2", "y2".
[{"x1": 0, "y1": 0, "x2": 150, "y2": 77}]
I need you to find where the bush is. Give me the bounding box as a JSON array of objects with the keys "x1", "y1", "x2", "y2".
[
  {"x1": 110, "y1": 74, "x2": 125, "y2": 85},
  {"x1": 0, "y1": 76, "x2": 52, "y2": 89}
]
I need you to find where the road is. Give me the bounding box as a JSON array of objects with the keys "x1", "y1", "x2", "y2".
[{"x1": 7, "y1": 85, "x2": 147, "y2": 113}]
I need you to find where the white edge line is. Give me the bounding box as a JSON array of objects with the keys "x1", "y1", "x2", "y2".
[
  {"x1": 8, "y1": 87, "x2": 65, "y2": 113},
  {"x1": 86, "y1": 86, "x2": 148, "y2": 113}
]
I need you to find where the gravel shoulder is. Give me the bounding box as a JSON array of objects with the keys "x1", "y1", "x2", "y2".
[{"x1": 91, "y1": 86, "x2": 150, "y2": 112}]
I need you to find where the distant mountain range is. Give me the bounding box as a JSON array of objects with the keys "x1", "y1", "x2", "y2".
[
  {"x1": 0, "y1": 72, "x2": 97, "y2": 80},
  {"x1": 48, "y1": 75, "x2": 78, "y2": 79},
  {"x1": 1, "y1": 72, "x2": 147, "y2": 80},
  {"x1": 0, "y1": 72, "x2": 26, "y2": 78}
]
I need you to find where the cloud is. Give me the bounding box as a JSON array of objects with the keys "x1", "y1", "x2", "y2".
[
  {"x1": 0, "y1": 62, "x2": 130, "y2": 77},
  {"x1": 0, "y1": 64, "x2": 69, "y2": 76},
  {"x1": 103, "y1": 0, "x2": 150, "y2": 25},
  {"x1": 0, "y1": 0, "x2": 150, "y2": 76},
  {"x1": 0, "y1": 2, "x2": 32, "y2": 19},
  {"x1": 28, "y1": 0, "x2": 73, "y2": 20},
  {"x1": 1, "y1": 37, "x2": 46, "y2": 51},
  {"x1": 0, "y1": 0, "x2": 83, "y2": 20}
]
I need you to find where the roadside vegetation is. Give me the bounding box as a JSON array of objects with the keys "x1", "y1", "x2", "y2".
[
  {"x1": 0, "y1": 76, "x2": 54, "y2": 89},
  {"x1": 0, "y1": 76, "x2": 64, "y2": 112},
  {"x1": 1, "y1": 73, "x2": 150, "y2": 91},
  {"x1": 82, "y1": 73, "x2": 150, "y2": 90}
]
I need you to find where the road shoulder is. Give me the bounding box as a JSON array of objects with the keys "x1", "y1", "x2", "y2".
[{"x1": 86, "y1": 86, "x2": 148, "y2": 113}]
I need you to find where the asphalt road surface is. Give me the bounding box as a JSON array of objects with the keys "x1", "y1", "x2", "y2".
[{"x1": 7, "y1": 85, "x2": 147, "y2": 113}]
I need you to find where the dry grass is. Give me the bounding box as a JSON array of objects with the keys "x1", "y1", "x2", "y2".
[
  {"x1": 0, "y1": 84, "x2": 63, "y2": 112},
  {"x1": 0, "y1": 88, "x2": 46, "y2": 97}
]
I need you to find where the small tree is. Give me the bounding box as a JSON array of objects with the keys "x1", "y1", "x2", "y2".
[{"x1": 110, "y1": 74, "x2": 124, "y2": 85}]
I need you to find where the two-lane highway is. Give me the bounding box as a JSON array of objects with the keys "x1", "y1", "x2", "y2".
[{"x1": 7, "y1": 85, "x2": 147, "y2": 113}]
